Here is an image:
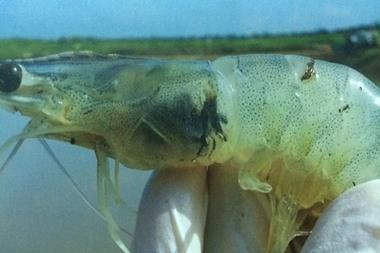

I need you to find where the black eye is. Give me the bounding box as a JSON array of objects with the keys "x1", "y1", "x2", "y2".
[{"x1": 0, "y1": 63, "x2": 22, "y2": 93}]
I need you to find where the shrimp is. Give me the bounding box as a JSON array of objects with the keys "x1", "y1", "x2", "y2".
[{"x1": 0, "y1": 51, "x2": 379, "y2": 253}]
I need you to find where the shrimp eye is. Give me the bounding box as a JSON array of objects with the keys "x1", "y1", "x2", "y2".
[{"x1": 0, "y1": 63, "x2": 22, "y2": 93}]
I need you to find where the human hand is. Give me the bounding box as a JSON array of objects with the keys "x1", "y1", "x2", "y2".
[
  {"x1": 301, "y1": 179, "x2": 380, "y2": 253},
  {"x1": 132, "y1": 166, "x2": 380, "y2": 253}
]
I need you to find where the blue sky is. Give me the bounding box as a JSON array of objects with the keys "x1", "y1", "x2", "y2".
[{"x1": 0, "y1": 0, "x2": 379, "y2": 38}]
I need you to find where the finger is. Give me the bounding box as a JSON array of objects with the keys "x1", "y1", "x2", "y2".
[
  {"x1": 132, "y1": 167, "x2": 207, "y2": 253},
  {"x1": 204, "y1": 164, "x2": 271, "y2": 253},
  {"x1": 301, "y1": 179, "x2": 380, "y2": 253}
]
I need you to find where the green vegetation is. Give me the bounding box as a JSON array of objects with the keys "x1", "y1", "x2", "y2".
[
  {"x1": 0, "y1": 33, "x2": 347, "y2": 59},
  {"x1": 0, "y1": 26, "x2": 379, "y2": 83}
]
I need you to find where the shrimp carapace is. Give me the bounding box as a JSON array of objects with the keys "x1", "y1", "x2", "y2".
[{"x1": 1, "y1": 52, "x2": 380, "y2": 253}]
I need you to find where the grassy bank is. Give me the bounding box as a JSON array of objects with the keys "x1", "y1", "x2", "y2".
[
  {"x1": 0, "y1": 29, "x2": 379, "y2": 83},
  {"x1": 0, "y1": 33, "x2": 346, "y2": 59}
]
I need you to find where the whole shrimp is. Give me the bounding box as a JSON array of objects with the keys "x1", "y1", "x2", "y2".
[{"x1": 0, "y1": 52, "x2": 379, "y2": 253}]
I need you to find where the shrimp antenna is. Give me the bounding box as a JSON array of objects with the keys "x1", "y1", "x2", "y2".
[
  {"x1": 38, "y1": 138, "x2": 133, "y2": 238},
  {"x1": 0, "y1": 138, "x2": 24, "y2": 175}
]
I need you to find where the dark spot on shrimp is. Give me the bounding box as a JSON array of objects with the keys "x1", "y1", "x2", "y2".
[
  {"x1": 352, "y1": 181, "x2": 356, "y2": 186},
  {"x1": 196, "y1": 136, "x2": 209, "y2": 157},
  {"x1": 196, "y1": 95, "x2": 227, "y2": 157},
  {"x1": 301, "y1": 59, "x2": 315, "y2": 81},
  {"x1": 219, "y1": 114, "x2": 228, "y2": 124},
  {"x1": 142, "y1": 94, "x2": 199, "y2": 153},
  {"x1": 139, "y1": 85, "x2": 227, "y2": 162},
  {"x1": 338, "y1": 104, "x2": 350, "y2": 113},
  {"x1": 237, "y1": 57, "x2": 243, "y2": 73},
  {"x1": 70, "y1": 137, "x2": 76, "y2": 144},
  {"x1": 83, "y1": 109, "x2": 93, "y2": 115},
  {"x1": 211, "y1": 139, "x2": 216, "y2": 153},
  {"x1": 359, "y1": 86, "x2": 362, "y2": 91}
]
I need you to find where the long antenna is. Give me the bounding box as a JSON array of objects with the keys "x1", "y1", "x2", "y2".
[
  {"x1": 0, "y1": 139, "x2": 24, "y2": 175},
  {"x1": 38, "y1": 138, "x2": 133, "y2": 238}
]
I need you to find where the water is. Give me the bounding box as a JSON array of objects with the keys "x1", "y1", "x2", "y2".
[{"x1": 0, "y1": 110, "x2": 151, "y2": 253}]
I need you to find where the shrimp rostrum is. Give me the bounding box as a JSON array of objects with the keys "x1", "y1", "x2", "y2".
[{"x1": 0, "y1": 52, "x2": 379, "y2": 253}]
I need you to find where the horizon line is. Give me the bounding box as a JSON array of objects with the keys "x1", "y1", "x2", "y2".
[{"x1": 1, "y1": 22, "x2": 378, "y2": 41}]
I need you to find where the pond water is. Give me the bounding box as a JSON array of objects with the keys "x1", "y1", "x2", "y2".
[{"x1": 0, "y1": 110, "x2": 151, "y2": 253}]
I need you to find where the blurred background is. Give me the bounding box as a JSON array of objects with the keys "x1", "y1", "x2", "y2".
[
  {"x1": 0, "y1": 0, "x2": 379, "y2": 83},
  {"x1": 0, "y1": 1, "x2": 379, "y2": 252}
]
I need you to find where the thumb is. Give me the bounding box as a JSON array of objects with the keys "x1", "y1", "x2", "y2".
[{"x1": 301, "y1": 179, "x2": 380, "y2": 253}]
